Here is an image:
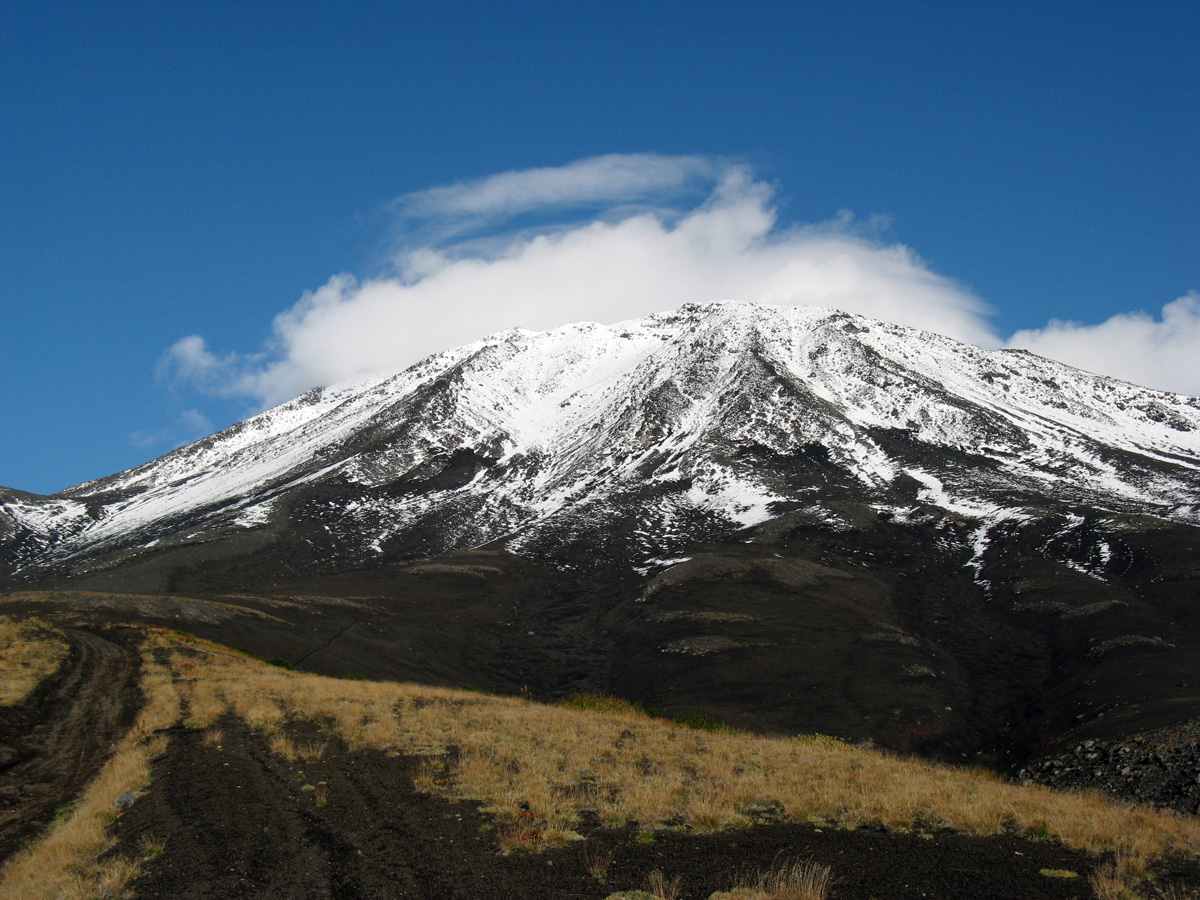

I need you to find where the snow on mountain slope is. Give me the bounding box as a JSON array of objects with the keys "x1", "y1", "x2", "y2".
[{"x1": 4, "y1": 301, "x2": 1200, "y2": 578}]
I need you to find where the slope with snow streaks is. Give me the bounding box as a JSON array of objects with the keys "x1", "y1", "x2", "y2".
[{"x1": 3, "y1": 301, "x2": 1200, "y2": 579}]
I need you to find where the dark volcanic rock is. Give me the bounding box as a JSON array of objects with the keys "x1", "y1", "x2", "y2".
[{"x1": 1019, "y1": 718, "x2": 1200, "y2": 815}]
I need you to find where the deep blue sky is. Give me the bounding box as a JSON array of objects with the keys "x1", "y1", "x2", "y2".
[{"x1": 2, "y1": 1, "x2": 1197, "y2": 494}]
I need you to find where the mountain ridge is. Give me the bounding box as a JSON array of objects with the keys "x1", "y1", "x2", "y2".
[
  {"x1": 4, "y1": 301, "x2": 1200, "y2": 585},
  {"x1": 3, "y1": 301, "x2": 1200, "y2": 772}
]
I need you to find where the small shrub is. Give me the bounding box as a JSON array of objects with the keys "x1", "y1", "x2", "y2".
[
  {"x1": 260, "y1": 657, "x2": 295, "y2": 670},
  {"x1": 459, "y1": 683, "x2": 512, "y2": 697},
  {"x1": 673, "y1": 712, "x2": 741, "y2": 733},
  {"x1": 557, "y1": 693, "x2": 657, "y2": 718}
]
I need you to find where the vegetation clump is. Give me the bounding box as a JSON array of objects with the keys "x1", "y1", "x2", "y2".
[
  {"x1": 672, "y1": 712, "x2": 743, "y2": 734},
  {"x1": 712, "y1": 857, "x2": 833, "y2": 900},
  {"x1": 0, "y1": 616, "x2": 69, "y2": 705},
  {"x1": 557, "y1": 693, "x2": 658, "y2": 718}
]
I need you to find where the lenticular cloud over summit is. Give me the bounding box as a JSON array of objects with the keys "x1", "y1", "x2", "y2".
[{"x1": 164, "y1": 155, "x2": 1200, "y2": 405}]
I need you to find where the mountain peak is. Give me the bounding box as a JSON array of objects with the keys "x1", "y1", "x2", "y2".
[{"x1": 3, "y1": 302, "x2": 1200, "y2": 583}]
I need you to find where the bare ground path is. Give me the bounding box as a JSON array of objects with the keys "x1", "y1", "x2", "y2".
[
  {"x1": 0, "y1": 627, "x2": 141, "y2": 862},
  {"x1": 115, "y1": 716, "x2": 1107, "y2": 900}
]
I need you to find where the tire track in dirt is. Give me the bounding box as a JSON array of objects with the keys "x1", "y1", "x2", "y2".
[
  {"x1": 117, "y1": 715, "x2": 1105, "y2": 900},
  {"x1": 0, "y1": 628, "x2": 141, "y2": 862}
]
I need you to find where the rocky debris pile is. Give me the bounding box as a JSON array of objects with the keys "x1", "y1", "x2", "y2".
[{"x1": 1018, "y1": 719, "x2": 1200, "y2": 815}]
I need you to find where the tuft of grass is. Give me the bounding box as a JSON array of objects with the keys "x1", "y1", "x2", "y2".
[
  {"x1": 1039, "y1": 868, "x2": 1078, "y2": 878},
  {"x1": 314, "y1": 783, "x2": 329, "y2": 807},
  {"x1": 1090, "y1": 849, "x2": 1154, "y2": 900},
  {"x1": 269, "y1": 734, "x2": 298, "y2": 762},
  {"x1": 296, "y1": 739, "x2": 328, "y2": 762},
  {"x1": 718, "y1": 857, "x2": 833, "y2": 900},
  {"x1": 201, "y1": 728, "x2": 223, "y2": 747},
  {"x1": 646, "y1": 869, "x2": 681, "y2": 900},
  {"x1": 1091, "y1": 865, "x2": 1140, "y2": 900},
  {"x1": 413, "y1": 758, "x2": 451, "y2": 792},
  {"x1": 581, "y1": 843, "x2": 614, "y2": 883},
  {"x1": 138, "y1": 834, "x2": 166, "y2": 859},
  {"x1": 260, "y1": 656, "x2": 295, "y2": 670},
  {"x1": 497, "y1": 823, "x2": 582, "y2": 853}
]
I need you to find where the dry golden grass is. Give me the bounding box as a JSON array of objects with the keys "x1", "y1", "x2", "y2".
[
  {"x1": 269, "y1": 733, "x2": 298, "y2": 761},
  {"x1": 1090, "y1": 848, "x2": 1155, "y2": 900},
  {"x1": 1153, "y1": 887, "x2": 1200, "y2": 900},
  {"x1": 0, "y1": 616, "x2": 69, "y2": 705},
  {"x1": 646, "y1": 869, "x2": 682, "y2": 900},
  {"x1": 711, "y1": 858, "x2": 833, "y2": 900},
  {"x1": 169, "y1": 637, "x2": 1200, "y2": 850},
  {"x1": 297, "y1": 739, "x2": 329, "y2": 762},
  {"x1": 581, "y1": 842, "x2": 614, "y2": 882},
  {"x1": 144, "y1": 633, "x2": 1200, "y2": 896},
  {"x1": 0, "y1": 630, "x2": 181, "y2": 899}
]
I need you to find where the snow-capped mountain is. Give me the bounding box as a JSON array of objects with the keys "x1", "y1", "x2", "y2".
[
  {"x1": 4, "y1": 301, "x2": 1200, "y2": 583},
  {"x1": 6, "y1": 300, "x2": 1200, "y2": 772}
]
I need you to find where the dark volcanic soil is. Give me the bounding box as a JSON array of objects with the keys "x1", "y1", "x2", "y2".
[
  {"x1": 11, "y1": 497, "x2": 1198, "y2": 781},
  {"x1": 113, "y1": 716, "x2": 1116, "y2": 900},
  {"x1": 0, "y1": 627, "x2": 141, "y2": 862}
]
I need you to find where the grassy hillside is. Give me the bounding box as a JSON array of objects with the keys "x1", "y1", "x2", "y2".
[{"x1": 2, "y1": 623, "x2": 1199, "y2": 898}]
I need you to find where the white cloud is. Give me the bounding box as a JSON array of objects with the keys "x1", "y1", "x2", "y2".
[
  {"x1": 159, "y1": 335, "x2": 236, "y2": 391},
  {"x1": 396, "y1": 153, "x2": 715, "y2": 230},
  {"x1": 168, "y1": 160, "x2": 1000, "y2": 407},
  {"x1": 1007, "y1": 292, "x2": 1200, "y2": 395},
  {"x1": 162, "y1": 155, "x2": 1199, "y2": 408}
]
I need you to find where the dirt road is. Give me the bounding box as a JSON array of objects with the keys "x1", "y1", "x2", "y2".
[
  {"x1": 0, "y1": 628, "x2": 140, "y2": 862},
  {"x1": 115, "y1": 717, "x2": 1103, "y2": 900}
]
